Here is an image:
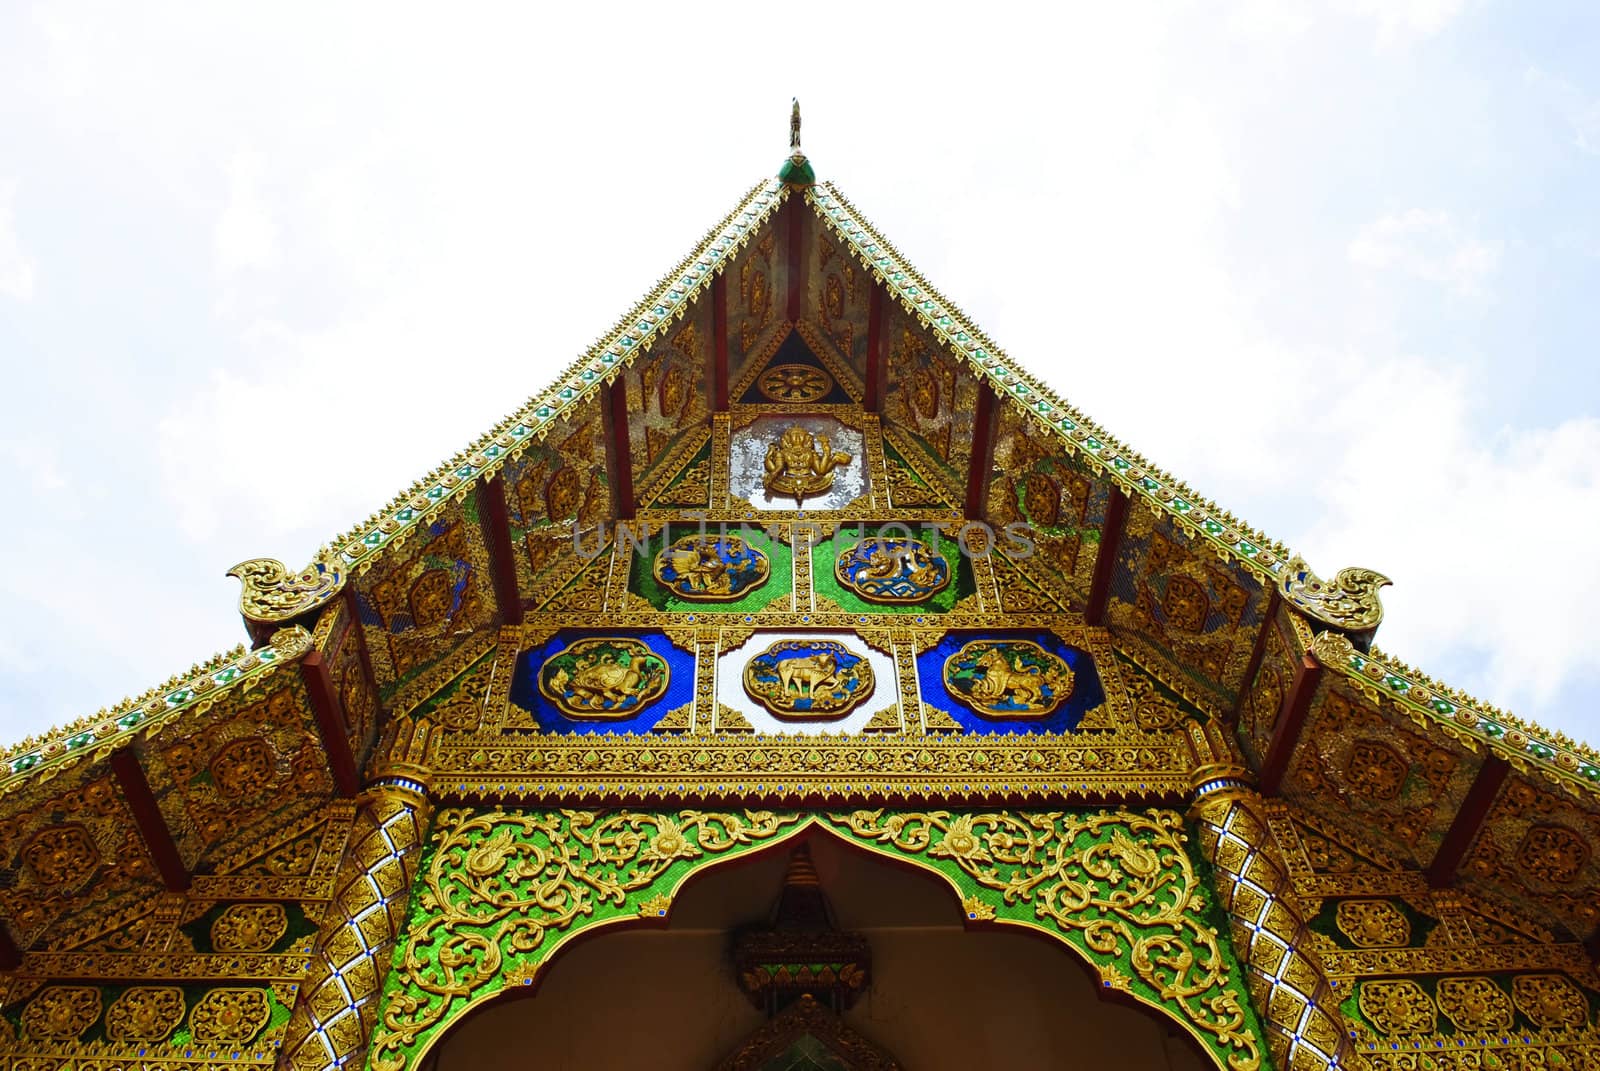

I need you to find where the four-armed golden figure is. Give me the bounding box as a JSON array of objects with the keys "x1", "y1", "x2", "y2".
[{"x1": 763, "y1": 425, "x2": 852, "y2": 506}]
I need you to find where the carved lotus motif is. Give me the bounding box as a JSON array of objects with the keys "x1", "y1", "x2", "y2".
[
  {"x1": 22, "y1": 986, "x2": 102, "y2": 1041},
  {"x1": 22, "y1": 824, "x2": 99, "y2": 889},
  {"x1": 210, "y1": 903, "x2": 289, "y2": 952},
  {"x1": 105, "y1": 986, "x2": 185, "y2": 1042},
  {"x1": 1514, "y1": 824, "x2": 1589, "y2": 885},
  {"x1": 189, "y1": 988, "x2": 271, "y2": 1044}
]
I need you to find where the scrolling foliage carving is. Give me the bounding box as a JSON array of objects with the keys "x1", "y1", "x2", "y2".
[
  {"x1": 826, "y1": 809, "x2": 1265, "y2": 1071},
  {"x1": 368, "y1": 808, "x2": 1266, "y2": 1071},
  {"x1": 367, "y1": 808, "x2": 805, "y2": 1071}
]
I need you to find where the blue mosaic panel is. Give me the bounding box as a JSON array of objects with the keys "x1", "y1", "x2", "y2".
[
  {"x1": 916, "y1": 630, "x2": 1104, "y2": 736},
  {"x1": 509, "y1": 630, "x2": 694, "y2": 735}
]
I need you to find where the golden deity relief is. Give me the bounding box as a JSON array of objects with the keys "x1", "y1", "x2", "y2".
[{"x1": 763, "y1": 425, "x2": 852, "y2": 506}]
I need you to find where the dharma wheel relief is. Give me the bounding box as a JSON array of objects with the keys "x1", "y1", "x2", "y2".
[{"x1": 5, "y1": 117, "x2": 1599, "y2": 1071}]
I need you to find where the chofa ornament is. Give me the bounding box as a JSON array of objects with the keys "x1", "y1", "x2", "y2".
[
  {"x1": 538, "y1": 637, "x2": 669, "y2": 719},
  {"x1": 1281, "y1": 554, "x2": 1390, "y2": 635},
  {"x1": 652, "y1": 533, "x2": 770, "y2": 601},
  {"x1": 834, "y1": 536, "x2": 950, "y2": 604},
  {"x1": 942, "y1": 639, "x2": 1075, "y2": 718},
  {"x1": 743, "y1": 639, "x2": 875, "y2": 718},
  {"x1": 228, "y1": 556, "x2": 345, "y2": 623},
  {"x1": 763, "y1": 425, "x2": 852, "y2": 506}
]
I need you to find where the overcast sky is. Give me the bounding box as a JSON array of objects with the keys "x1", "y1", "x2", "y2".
[{"x1": 2, "y1": 2, "x2": 1597, "y2": 748}]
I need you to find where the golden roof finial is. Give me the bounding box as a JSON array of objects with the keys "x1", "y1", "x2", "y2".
[{"x1": 779, "y1": 98, "x2": 815, "y2": 186}]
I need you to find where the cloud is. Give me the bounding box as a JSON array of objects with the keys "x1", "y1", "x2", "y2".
[
  {"x1": 1335, "y1": 0, "x2": 1467, "y2": 45},
  {"x1": 1347, "y1": 209, "x2": 1502, "y2": 295},
  {"x1": 0, "y1": 178, "x2": 35, "y2": 301},
  {"x1": 215, "y1": 149, "x2": 279, "y2": 275},
  {"x1": 1525, "y1": 67, "x2": 1600, "y2": 156}
]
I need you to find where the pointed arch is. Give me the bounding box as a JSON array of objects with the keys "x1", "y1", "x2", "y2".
[{"x1": 366, "y1": 807, "x2": 1265, "y2": 1071}]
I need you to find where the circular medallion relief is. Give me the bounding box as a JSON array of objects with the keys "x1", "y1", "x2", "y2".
[
  {"x1": 652, "y1": 534, "x2": 770, "y2": 601},
  {"x1": 758, "y1": 364, "x2": 833, "y2": 403},
  {"x1": 538, "y1": 637, "x2": 670, "y2": 719},
  {"x1": 742, "y1": 639, "x2": 875, "y2": 719},
  {"x1": 835, "y1": 537, "x2": 950, "y2": 604},
  {"x1": 942, "y1": 640, "x2": 1075, "y2": 719}
]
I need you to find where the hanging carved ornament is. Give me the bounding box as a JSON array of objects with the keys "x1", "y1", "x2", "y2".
[
  {"x1": 652, "y1": 534, "x2": 770, "y2": 601},
  {"x1": 834, "y1": 537, "x2": 950, "y2": 604},
  {"x1": 104, "y1": 986, "x2": 186, "y2": 1042},
  {"x1": 1435, "y1": 976, "x2": 1513, "y2": 1033},
  {"x1": 742, "y1": 639, "x2": 875, "y2": 718},
  {"x1": 759, "y1": 363, "x2": 834, "y2": 403},
  {"x1": 1514, "y1": 824, "x2": 1590, "y2": 885},
  {"x1": 1358, "y1": 979, "x2": 1437, "y2": 1036},
  {"x1": 189, "y1": 988, "x2": 272, "y2": 1044},
  {"x1": 942, "y1": 639, "x2": 1075, "y2": 718},
  {"x1": 228, "y1": 557, "x2": 345, "y2": 624},
  {"x1": 22, "y1": 986, "x2": 102, "y2": 1041},
  {"x1": 1281, "y1": 554, "x2": 1390, "y2": 633},
  {"x1": 210, "y1": 902, "x2": 289, "y2": 952},
  {"x1": 1511, "y1": 974, "x2": 1590, "y2": 1030},
  {"x1": 538, "y1": 637, "x2": 670, "y2": 719},
  {"x1": 763, "y1": 426, "x2": 852, "y2": 506},
  {"x1": 1334, "y1": 899, "x2": 1411, "y2": 948}
]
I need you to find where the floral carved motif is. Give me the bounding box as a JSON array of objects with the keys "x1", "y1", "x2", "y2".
[
  {"x1": 1343, "y1": 739, "x2": 1408, "y2": 801},
  {"x1": 21, "y1": 986, "x2": 102, "y2": 1040},
  {"x1": 367, "y1": 809, "x2": 806, "y2": 1071},
  {"x1": 1335, "y1": 899, "x2": 1411, "y2": 948},
  {"x1": 1359, "y1": 979, "x2": 1437, "y2": 1036},
  {"x1": 1512, "y1": 974, "x2": 1590, "y2": 1030},
  {"x1": 104, "y1": 986, "x2": 186, "y2": 1042},
  {"x1": 1435, "y1": 977, "x2": 1513, "y2": 1034},
  {"x1": 210, "y1": 903, "x2": 289, "y2": 952},
  {"x1": 826, "y1": 809, "x2": 1263, "y2": 1071},
  {"x1": 21, "y1": 823, "x2": 100, "y2": 889},
  {"x1": 1515, "y1": 824, "x2": 1590, "y2": 885},
  {"x1": 189, "y1": 987, "x2": 271, "y2": 1044}
]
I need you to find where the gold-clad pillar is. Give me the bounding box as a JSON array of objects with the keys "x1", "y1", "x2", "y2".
[
  {"x1": 1184, "y1": 721, "x2": 1358, "y2": 1071},
  {"x1": 279, "y1": 720, "x2": 435, "y2": 1071}
]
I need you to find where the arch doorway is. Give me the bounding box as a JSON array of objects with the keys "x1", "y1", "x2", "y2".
[{"x1": 420, "y1": 832, "x2": 1211, "y2": 1071}]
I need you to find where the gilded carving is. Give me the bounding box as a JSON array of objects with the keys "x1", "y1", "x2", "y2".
[
  {"x1": 1359, "y1": 979, "x2": 1437, "y2": 1035},
  {"x1": 742, "y1": 639, "x2": 875, "y2": 718},
  {"x1": 368, "y1": 809, "x2": 805, "y2": 1071},
  {"x1": 1436, "y1": 976, "x2": 1513, "y2": 1033},
  {"x1": 1281, "y1": 555, "x2": 1390, "y2": 634},
  {"x1": 834, "y1": 537, "x2": 950, "y2": 604},
  {"x1": 652, "y1": 533, "x2": 770, "y2": 601},
  {"x1": 1343, "y1": 739, "x2": 1408, "y2": 801},
  {"x1": 830, "y1": 809, "x2": 1263, "y2": 1071},
  {"x1": 537, "y1": 637, "x2": 669, "y2": 719},
  {"x1": 21, "y1": 823, "x2": 99, "y2": 889},
  {"x1": 229, "y1": 556, "x2": 345, "y2": 624},
  {"x1": 758, "y1": 363, "x2": 833, "y2": 402},
  {"x1": 763, "y1": 425, "x2": 852, "y2": 506},
  {"x1": 104, "y1": 985, "x2": 186, "y2": 1042},
  {"x1": 1511, "y1": 974, "x2": 1590, "y2": 1030},
  {"x1": 941, "y1": 639, "x2": 1074, "y2": 718},
  {"x1": 190, "y1": 987, "x2": 271, "y2": 1043},
  {"x1": 21, "y1": 985, "x2": 102, "y2": 1040},
  {"x1": 210, "y1": 736, "x2": 277, "y2": 798},
  {"x1": 1335, "y1": 899, "x2": 1410, "y2": 948},
  {"x1": 1515, "y1": 824, "x2": 1589, "y2": 885},
  {"x1": 210, "y1": 903, "x2": 289, "y2": 952}
]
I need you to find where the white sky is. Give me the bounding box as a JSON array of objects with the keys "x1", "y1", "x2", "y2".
[{"x1": 1, "y1": 2, "x2": 1597, "y2": 748}]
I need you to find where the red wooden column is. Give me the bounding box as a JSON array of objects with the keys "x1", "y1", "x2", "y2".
[
  {"x1": 1258, "y1": 653, "x2": 1322, "y2": 796},
  {"x1": 1084, "y1": 488, "x2": 1131, "y2": 626},
  {"x1": 1426, "y1": 755, "x2": 1510, "y2": 887},
  {"x1": 300, "y1": 651, "x2": 361, "y2": 798},
  {"x1": 605, "y1": 377, "x2": 636, "y2": 520},
  {"x1": 963, "y1": 385, "x2": 998, "y2": 519},
  {"x1": 864, "y1": 284, "x2": 885, "y2": 412},
  {"x1": 476, "y1": 475, "x2": 524, "y2": 626},
  {"x1": 110, "y1": 749, "x2": 189, "y2": 892},
  {"x1": 0, "y1": 920, "x2": 21, "y2": 970},
  {"x1": 712, "y1": 272, "x2": 730, "y2": 411}
]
